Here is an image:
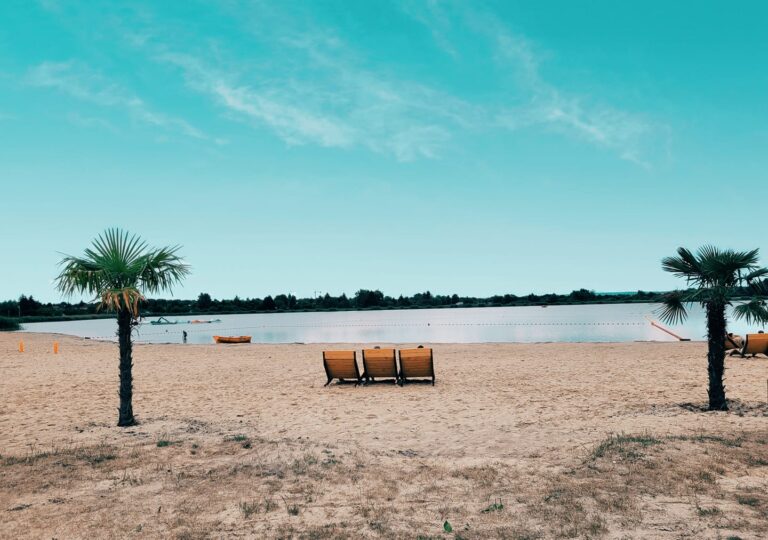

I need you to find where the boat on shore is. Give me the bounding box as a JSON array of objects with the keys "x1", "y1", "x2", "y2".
[{"x1": 213, "y1": 336, "x2": 252, "y2": 344}]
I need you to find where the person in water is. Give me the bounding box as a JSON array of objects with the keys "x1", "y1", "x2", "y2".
[{"x1": 182, "y1": 330, "x2": 188, "y2": 343}]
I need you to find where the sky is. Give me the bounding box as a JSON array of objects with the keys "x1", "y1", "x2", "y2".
[{"x1": 1, "y1": 0, "x2": 767, "y2": 303}]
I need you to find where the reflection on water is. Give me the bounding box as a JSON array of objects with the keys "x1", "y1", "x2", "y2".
[{"x1": 20, "y1": 303, "x2": 764, "y2": 344}]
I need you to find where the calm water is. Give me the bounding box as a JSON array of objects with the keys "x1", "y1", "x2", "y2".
[{"x1": 20, "y1": 303, "x2": 763, "y2": 344}]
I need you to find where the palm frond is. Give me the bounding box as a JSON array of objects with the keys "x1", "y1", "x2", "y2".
[
  {"x1": 137, "y1": 246, "x2": 191, "y2": 294},
  {"x1": 745, "y1": 269, "x2": 768, "y2": 295},
  {"x1": 56, "y1": 255, "x2": 109, "y2": 297},
  {"x1": 661, "y1": 247, "x2": 702, "y2": 284},
  {"x1": 99, "y1": 287, "x2": 145, "y2": 318},
  {"x1": 698, "y1": 246, "x2": 760, "y2": 287},
  {"x1": 56, "y1": 228, "x2": 190, "y2": 314},
  {"x1": 656, "y1": 290, "x2": 690, "y2": 325},
  {"x1": 732, "y1": 299, "x2": 768, "y2": 326}
]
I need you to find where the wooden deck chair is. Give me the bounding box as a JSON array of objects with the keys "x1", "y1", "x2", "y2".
[
  {"x1": 398, "y1": 348, "x2": 435, "y2": 386},
  {"x1": 362, "y1": 348, "x2": 398, "y2": 384},
  {"x1": 322, "y1": 351, "x2": 362, "y2": 386},
  {"x1": 740, "y1": 334, "x2": 768, "y2": 358},
  {"x1": 725, "y1": 334, "x2": 743, "y2": 351}
]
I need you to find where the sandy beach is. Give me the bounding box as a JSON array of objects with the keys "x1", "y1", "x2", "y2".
[{"x1": 2, "y1": 332, "x2": 768, "y2": 538}]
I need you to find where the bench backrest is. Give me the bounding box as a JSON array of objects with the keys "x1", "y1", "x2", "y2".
[
  {"x1": 323, "y1": 351, "x2": 359, "y2": 379},
  {"x1": 744, "y1": 334, "x2": 768, "y2": 355},
  {"x1": 362, "y1": 348, "x2": 397, "y2": 378},
  {"x1": 398, "y1": 348, "x2": 434, "y2": 378},
  {"x1": 725, "y1": 335, "x2": 742, "y2": 350}
]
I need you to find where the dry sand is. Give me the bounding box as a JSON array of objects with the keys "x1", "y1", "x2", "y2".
[{"x1": 2, "y1": 332, "x2": 768, "y2": 539}]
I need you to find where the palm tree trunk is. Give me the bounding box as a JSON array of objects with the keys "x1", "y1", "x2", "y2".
[
  {"x1": 705, "y1": 302, "x2": 728, "y2": 411},
  {"x1": 117, "y1": 308, "x2": 136, "y2": 426}
]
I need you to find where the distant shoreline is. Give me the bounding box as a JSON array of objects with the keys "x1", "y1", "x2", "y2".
[{"x1": 8, "y1": 298, "x2": 666, "y2": 324}]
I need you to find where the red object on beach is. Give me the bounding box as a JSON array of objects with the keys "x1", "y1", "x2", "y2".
[{"x1": 213, "y1": 336, "x2": 252, "y2": 344}]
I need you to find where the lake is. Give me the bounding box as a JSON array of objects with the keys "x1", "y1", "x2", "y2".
[{"x1": 19, "y1": 303, "x2": 762, "y2": 344}]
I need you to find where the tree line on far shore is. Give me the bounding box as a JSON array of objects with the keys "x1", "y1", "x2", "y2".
[{"x1": 2, "y1": 288, "x2": 665, "y2": 322}]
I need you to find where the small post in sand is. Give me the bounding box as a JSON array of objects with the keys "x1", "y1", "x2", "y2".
[
  {"x1": 53, "y1": 341, "x2": 59, "y2": 354},
  {"x1": 18, "y1": 340, "x2": 24, "y2": 353}
]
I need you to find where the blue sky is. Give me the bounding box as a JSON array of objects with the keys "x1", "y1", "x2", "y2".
[{"x1": 1, "y1": 0, "x2": 767, "y2": 302}]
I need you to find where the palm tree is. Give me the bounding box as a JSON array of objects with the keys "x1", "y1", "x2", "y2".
[
  {"x1": 659, "y1": 246, "x2": 768, "y2": 411},
  {"x1": 56, "y1": 229, "x2": 189, "y2": 426}
]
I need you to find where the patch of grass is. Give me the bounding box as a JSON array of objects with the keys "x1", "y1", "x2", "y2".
[
  {"x1": 238, "y1": 500, "x2": 259, "y2": 518},
  {"x1": 674, "y1": 434, "x2": 743, "y2": 447},
  {"x1": 696, "y1": 506, "x2": 720, "y2": 517},
  {"x1": 76, "y1": 445, "x2": 116, "y2": 466},
  {"x1": 736, "y1": 495, "x2": 760, "y2": 507},
  {"x1": 589, "y1": 433, "x2": 662, "y2": 462},
  {"x1": 226, "y1": 434, "x2": 252, "y2": 449},
  {"x1": 83, "y1": 453, "x2": 116, "y2": 465},
  {"x1": 282, "y1": 496, "x2": 300, "y2": 516},
  {"x1": 697, "y1": 471, "x2": 716, "y2": 484},
  {"x1": 290, "y1": 453, "x2": 318, "y2": 475},
  {"x1": 746, "y1": 455, "x2": 768, "y2": 466},
  {"x1": 262, "y1": 497, "x2": 277, "y2": 513},
  {"x1": 156, "y1": 440, "x2": 173, "y2": 448},
  {"x1": 482, "y1": 499, "x2": 504, "y2": 513},
  {"x1": 115, "y1": 469, "x2": 142, "y2": 486}
]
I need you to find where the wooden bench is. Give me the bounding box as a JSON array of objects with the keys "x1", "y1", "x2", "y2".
[
  {"x1": 398, "y1": 348, "x2": 435, "y2": 386},
  {"x1": 740, "y1": 334, "x2": 768, "y2": 358},
  {"x1": 362, "y1": 348, "x2": 398, "y2": 384},
  {"x1": 322, "y1": 350, "x2": 362, "y2": 386}
]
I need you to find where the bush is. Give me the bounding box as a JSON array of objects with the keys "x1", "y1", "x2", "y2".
[{"x1": 0, "y1": 316, "x2": 20, "y2": 331}]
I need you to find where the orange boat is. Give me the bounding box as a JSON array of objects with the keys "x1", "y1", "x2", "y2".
[{"x1": 213, "y1": 336, "x2": 252, "y2": 344}]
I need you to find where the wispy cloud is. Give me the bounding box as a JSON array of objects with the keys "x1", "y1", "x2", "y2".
[
  {"x1": 156, "y1": 44, "x2": 471, "y2": 161},
  {"x1": 42, "y1": 1, "x2": 663, "y2": 164},
  {"x1": 405, "y1": 3, "x2": 663, "y2": 166},
  {"x1": 26, "y1": 61, "x2": 219, "y2": 143},
  {"x1": 65, "y1": 111, "x2": 119, "y2": 133},
  {"x1": 489, "y1": 23, "x2": 656, "y2": 166},
  {"x1": 398, "y1": 0, "x2": 460, "y2": 58}
]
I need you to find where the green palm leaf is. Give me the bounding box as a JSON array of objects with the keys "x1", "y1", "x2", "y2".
[
  {"x1": 656, "y1": 290, "x2": 689, "y2": 325},
  {"x1": 56, "y1": 228, "x2": 190, "y2": 317}
]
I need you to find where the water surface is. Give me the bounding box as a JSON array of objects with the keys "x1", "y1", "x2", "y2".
[{"x1": 21, "y1": 303, "x2": 762, "y2": 344}]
